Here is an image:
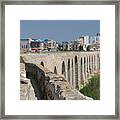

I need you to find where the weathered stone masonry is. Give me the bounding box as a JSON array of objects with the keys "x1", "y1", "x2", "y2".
[
  {"x1": 25, "y1": 63, "x2": 92, "y2": 100},
  {"x1": 21, "y1": 51, "x2": 100, "y2": 100},
  {"x1": 20, "y1": 63, "x2": 37, "y2": 100}
]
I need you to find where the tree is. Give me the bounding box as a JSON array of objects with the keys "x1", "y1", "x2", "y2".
[
  {"x1": 80, "y1": 74, "x2": 100, "y2": 100},
  {"x1": 86, "y1": 45, "x2": 91, "y2": 51},
  {"x1": 58, "y1": 44, "x2": 63, "y2": 51}
]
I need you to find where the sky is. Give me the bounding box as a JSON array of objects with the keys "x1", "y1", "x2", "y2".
[{"x1": 20, "y1": 20, "x2": 100, "y2": 42}]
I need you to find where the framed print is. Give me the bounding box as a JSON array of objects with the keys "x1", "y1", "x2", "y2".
[{"x1": 0, "y1": 0, "x2": 120, "y2": 119}]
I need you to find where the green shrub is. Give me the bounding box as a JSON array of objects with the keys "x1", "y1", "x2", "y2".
[{"x1": 80, "y1": 74, "x2": 100, "y2": 100}]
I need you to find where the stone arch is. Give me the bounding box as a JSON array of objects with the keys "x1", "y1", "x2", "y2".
[
  {"x1": 67, "y1": 59, "x2": 70, "y2": 83},
  {"x1": 41, "y1": 61, "x2": 44, "y2": 67},
  {"x1": 62, "y1": 61, "x2": 66, "y2": 78},
  {"x1": 75, "y1": 56, "x2": 78, "y2": 89},
  {"x1": 54, "y1": 66, "x2": 57, "y2": 74}
]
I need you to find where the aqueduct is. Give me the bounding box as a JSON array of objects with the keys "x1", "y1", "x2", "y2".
[{"x1": 21, "y1": 51, "x2": 100, "y2": 91}]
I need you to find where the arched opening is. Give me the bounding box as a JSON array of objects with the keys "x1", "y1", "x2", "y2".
[
  {"x1": 62, "y1": 61, "x2": 66, "y2": 78},
  {"x1": 84, "y1": 57, "x2": 86, "y2": 79},
  {"x1": 41, "y1": 61, "x2": 44, "y2": 67},
  {"x1": 71, "y1": 59, "x2": 74, "y2": 86},
  {"x1": 67, "y1": 59, "x2": 70, "y2": 83},
  {"x1": 54, "y1": 66, "x2": 57, "y2": 74},
  {"x1": 97, "y1": 54, "x2": 100, "y2": 70},
  {"x1": 94, "y1": 55, "x2": 96, "y2": 70},
  {"x1": 89, "y1": 56, "x2": 91, "y2": 74},
  {"x1": 87, "y1": 57, "x2": 88, "y2": 73},
  {"x1": 80, "y1": 58, "x2": 83, "y2": 85},
  {"x1": 75, "y1": 56, "x2": 78, "y2": 89},
  {"x1": 92, "y1": 56, "x2": 94, "y2": 71}
]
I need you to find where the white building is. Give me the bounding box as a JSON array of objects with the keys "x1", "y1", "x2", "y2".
[
  {"x1": 96, "y1": 33, "x2": 100, "y2": 44},
  {"x1": 84, "y1": 36, "x2": 90, "y2": 46},
  {"x1": 20, "y1": 38, "x2": 29, "y2": 53},
  {"x1": 20, "y1": 38, "x2": 32, "y2": 53},
  {"x1": 62, "y1": 41, "x2": 69, "y2": 51},
  {"x1": 47, "y1": 39, "x2": 58, "y2": 50}
]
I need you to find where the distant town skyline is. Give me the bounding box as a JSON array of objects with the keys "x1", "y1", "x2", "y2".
[{"x1": 20, "y1": 20, "x2": 100, "y2": 42}]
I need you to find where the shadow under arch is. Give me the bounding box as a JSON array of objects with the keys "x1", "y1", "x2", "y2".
[
  {"x1": 94, "y1": 55, "x2": 96, "y2": 70},
  {"x1": 41, "y1": 61, "x2": 44, "y2": 67},
  {"x1": 62, "y1": 61, "x2": 66, "y2": 78},
  {"x1": 89, "y1": 56, "x2": 91, "y2": 74},
  {"x1": 84, "y1": 57, "x2": 86, "y2": 79},
  {"x1": 71, "y1": 59, "x2": 74, "y2": 86},
  {"x1": 54, "y1": 66, "x2": 57, "y2": 74},
  {"x1": 92, "y1": 55, "x2": 94, "y2": 71},
  {"x1": 75, "y1": 56, "x2": 78, "y2": 89},
  {"x1": 97, "y1": 54, "x2": 100, "y2": 70},
  {"x1": 80, "y1": 57, "x2": 83, "y2": 81},
  {"x1": 67, "y1": 59, "x2": 70, "y2": 83}
]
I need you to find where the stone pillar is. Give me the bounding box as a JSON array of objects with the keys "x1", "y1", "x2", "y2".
[
  {"x1": 93, "y1": 55, "x2": 95, "y2": 71},
  {"x1": 58, "y1": 61, "x2": 62, "y2": 75},
  {"x1": 71, "y1": 59, "x2": 74, "y2": 87},
  {"x1": 97, "y1": 54, "x2": 100, "y2": 71},
  {"x1": 93, "y1": 55, "x2": 95, "y2": 73},
  {"x1": 68, "y1": 59, "x2": 72, "y2": 86},
  {"x1": 98, "y1": 54, "x2": 100, "y2": 70},
  {"x1": 94, "y1": 55, "x2": 96, "y2": 71},
  {"x1": 77, "y1": 60, "x2": 80, "y2": 90},
  {"x1": 82, "y1": 57, "x2": 85, "y2": 86},
  {"x1": 80, "y1": 57, "x2": 83, "y2": 88},
  {"x1": 75, "y1": 59, "x2": 79, "y2": 90},
  {"x1": 61, "y1": 60, "x2": 67, "y2": 80},
  {"x1": 84, "y1": 57, "x2": 88, "y2": 85},
  {"x1": 65, "y1": 60, "x2": 68, "y2": 81},
  {"x1": 94, "y1": 55, "x2": 97, "y2": 71},
  {"x1": 85, "y1": 57, "x2": 87, "y2": 81},
  {"x1": 87, "y1": 56, "x2": 90, "y2": 78},
  {"x1": 92, "y1": 55, "x2": 94, "y2": 73},
  {"x1": 73, "y1": 59, "x2": 76, "y2": 89},
  {"x1": 70, "y1": 59, "x2": 73, "y2": 87},
  {"x1": 79, "y1": 58, "x2": 81, "y2": 89},
  {"x1": 97, "y1": 54, "x2": 99, "y2": 70},
  {"x1": 96, "y1": 54, "x2": 98, "y2": 71},
  {"x1": 67, "y1": 59, "x2": 70, "y2": 84},
  {"x1": 91, "y1": 55, "x2": 93, "y2": 73},
  {"x1": 89, "y1": 55, "x2": 92, "y2": 74}
]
